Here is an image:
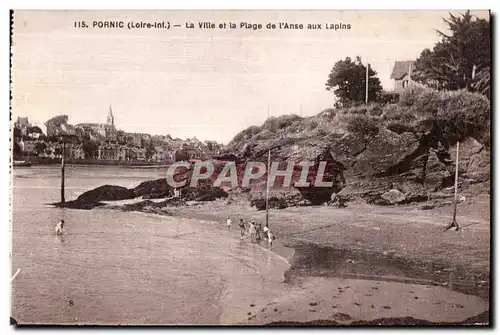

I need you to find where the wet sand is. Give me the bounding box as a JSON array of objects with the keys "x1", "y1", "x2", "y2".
[{"x1": 102, "y1": 195, "x2": 490, "y2": 325}]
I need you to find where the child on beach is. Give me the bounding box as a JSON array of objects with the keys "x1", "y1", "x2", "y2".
[
  {"x1": 263, "y1": 226, "x2": 275, "y2": 250},
  {"x1": 249, "y1": 220, "x2": 257, "y2": 242},
  {"x1": 55, "y1": 220, "x2": 64, "y2": 235},
  {"x1": 238, "y1": 219, "x2": 246, "y2": 238},
  {"x1": 255, "y1": 222, "x2": 262, "y2": 241},
  {"x1": 226, "y1": 216, "x2": 232, "y2": 232}
]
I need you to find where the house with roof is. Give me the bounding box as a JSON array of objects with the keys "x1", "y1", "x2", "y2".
[
  {"x1": 390, "y1": 60, "x2": 416, "y2": 93},
  {"x1": 15, "y1": 117, "x2": 31, "y2": 135}
]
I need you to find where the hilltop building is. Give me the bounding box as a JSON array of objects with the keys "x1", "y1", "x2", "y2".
[
  {"x1": 390, "y1": 60, "x2": 416, "y2": 93},
  {"x1": 76, "y1": 106, "x2": 117, "y2": 140}
]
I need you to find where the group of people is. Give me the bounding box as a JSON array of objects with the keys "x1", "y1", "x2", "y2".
[{"x1": 226, "y1": 216, "x2": 276, "y2": 249}]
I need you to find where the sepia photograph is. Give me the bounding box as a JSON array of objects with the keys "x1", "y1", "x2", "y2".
[{"x1": 9, "y1": 9, "x2": 491, "y2": 326}]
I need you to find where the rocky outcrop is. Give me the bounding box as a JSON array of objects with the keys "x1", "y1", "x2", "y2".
[
  {"x1": 51, "y1": 199, "x2": 107, "y2": 210},
  {"x1": 181, "y1": 186, "x2": 229, "y2": 201},
  {"x1": 133, "y1": 178, "x2": 173, "y2": 199},
  {"x1": 77, "y1": 185, "x2": 135, "y2": 202},
  {"x1": 224, "y1": 104, "x2": 489, "y2": 207},
  {"x1": 250, "y1": 193, "x2": 309, "y2": 210}
]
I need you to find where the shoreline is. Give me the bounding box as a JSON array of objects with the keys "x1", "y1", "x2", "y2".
[{"x1": 93, "y1": 197, "x2": 490, "y2": 325}]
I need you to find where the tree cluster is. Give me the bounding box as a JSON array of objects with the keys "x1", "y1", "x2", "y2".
[{"x1": 325, "y1": 11, "x2": 490, "y2": 104}]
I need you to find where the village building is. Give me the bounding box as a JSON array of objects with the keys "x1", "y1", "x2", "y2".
[
  {"x1": 68, "y1": 143, "x2": 85, "y2": 160},
  {"x1": 75, "y1": 106, "x2": 117, "y2": 141},
  {"x1": 152, "y1": 146, "x2": 171, "y2": 162},
  {"x1": 390, "y1": 60, "x2": 416, "y2": 93},
  {"x1": 18, "y1": 139, "x2": 37, "y2": 155},
  {"x1": 15, "y1": 117, "x2": 31, "y2": 135},
  {"x1": 98, "y1": 144, "x2": 127, "y2": 161}
]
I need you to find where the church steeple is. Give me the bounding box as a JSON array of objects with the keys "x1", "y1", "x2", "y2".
[{"x1": 107, "y1": 105, "x2": 114, "y2": 126}]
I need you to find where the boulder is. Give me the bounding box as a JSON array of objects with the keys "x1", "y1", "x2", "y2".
[
  {"x1": 77, "y1": 185, "x2": 135, "y2": 203},
  {"x1": 180, "y1": 186, "x2": 228, "y2": 201},
  {"x1": 51, "y1": 199, "x2": 106, "y2": 210},
  {"x1": 424, "y1": 151, "x2": 452, "y2": 191},
  {"x1": 133, "y1": 178, "x2": 173, "y2": 198},
  {"x1": 350, "y1": 129, "x2": 421, "y2": 177},
  {"x1": 381, "y1": 189, "x2": 406, "y2": 204}
]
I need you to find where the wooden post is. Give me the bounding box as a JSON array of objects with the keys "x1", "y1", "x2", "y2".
[
  {"x1": 445, "y1": 141, "x2": 460, "y2": 231},
  {"x1": 265, "y1": 149, "x2": 271, "y2": 228},
  {"x1": 265, "y1": 104, "x2": 271, "y2": 228},
  {"x1": 61, "y1": 141, "x2": 65, "y2": 204},
  {"x1": 365, "y1": 60, "x2": 369, "y2": 104}
]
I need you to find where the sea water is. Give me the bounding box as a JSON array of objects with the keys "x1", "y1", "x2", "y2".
[{"x1": 10, "y1": 166, "x2": 289, "y2": 325}]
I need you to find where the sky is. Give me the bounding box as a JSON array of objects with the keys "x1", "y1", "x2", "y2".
[{"x1": 11, "y1": 10, "x2": 490, "y2": 144}]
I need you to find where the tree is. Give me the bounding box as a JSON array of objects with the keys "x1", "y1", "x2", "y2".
[
  {"x1": 413, "y1": 11, "x2": 490, "y2": 96},
  {"x1": 325, "y1": 56, "x2": 383, "y2": 107},
  {"x1": 13, "y1": 127, "x2": 21, "y2": 140},
  {"x1": 145, "y1": 140, "x2": 155, "y2": 161},
  {"x1": 27, "y1": 126, "x2": 43, "y2": 135},
  {"x1": 13, "y1": 141, "x2": 21, "y2": 157},
  {"x1": 82, "y1": 139, "x2": 98, "y2": 159},
  {"x1": 54, "y1": 147, "x2": 62, "y2": 157},
  {"x1": 35, "y1": 142, "x2": 47, "y2": 155}
]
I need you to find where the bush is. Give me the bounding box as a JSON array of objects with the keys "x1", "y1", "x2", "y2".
[
  {"x1": 345, "y1": 114, "x2": 380, "y2": 137},
  {"x1": 398, "y1": 86, "x2": 443, "y2": 116},
  {"x1": 263, "y1": 115, "x2": 303, "y2": 132},
  {"x1": 365, "y1": 103, "x2": 384, "y2": 116},
  {"x1": 393, "y1": 87, "x2": 490, "y2": 145},
  {"x1": 376, "y1": 91, "x2": 400, "y2": 104},
  {"x1": 381, "y1": 104, "x2": 418, "y2": 127},
  {"x1": 429, "y1": 89, "x2": 490, "y2": 144},
  {"x1": 307, "y1": 120, "x2": 318, "y2": 130}
]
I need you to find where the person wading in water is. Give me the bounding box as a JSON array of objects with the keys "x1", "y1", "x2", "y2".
[
  {"x1": 255, "y1": 221, "x2": 263, "y2": 242},
  {"x1": 263, "y1": 226, "x2": 275, "y2": 250},
  {"x1": 238, "y1": 219, "x2": 246, "y2": 238},
  {"x1": 249, "y1": 220, "x2": 257, "y2": 242},
  {"x1": 55, "y1": 220, "x2": 65, "y2": 235}
]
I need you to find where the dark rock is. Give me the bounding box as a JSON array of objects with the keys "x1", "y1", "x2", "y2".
[
  {"x1": 77, "y1": 185, "x2": 134, "y2": 202},
  {"x1": 418, "y1": 204, "x2": 436, "y2": 210},
  {"x1": 173, "y1": 149, "x2": 191, "y2": 163},
  {"x1": 116, "y1": 200, "x2": 156, "y2": 212},
  {"x1": 133, "y1": 178, "x2": 173, "y2": 199},
  {"x1": 51, "y1": 199, "x2": 106, "y2": 210},
  {"x1": 351, "y1": 129, "x2": 421, "y2": 177},
  {"x1": 424, "y1": 151, "x2": 452, "y2": 191},
  {"x1": 212, "y1": 153, "x2": 240, "y2": 161},
  {"x1": 181, "y1": 186, "x2": 228, "y2": 201}
]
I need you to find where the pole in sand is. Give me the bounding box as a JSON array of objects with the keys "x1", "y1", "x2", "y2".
[
  {"x1": 445, "y1": 141, "x2": 460, "y2": 231},
  {"x1": 365, "y1": 57, "x2": 369, "y2": 104},
  {"x1": 11, "y1": 268, "x2": 20, "y2": 282},
  {"x1": 60, "y1": 139, "x2": 66, "y2": 204},
  {"x1": 265, "y1": 104, "x2": 271, "y2": 228}
]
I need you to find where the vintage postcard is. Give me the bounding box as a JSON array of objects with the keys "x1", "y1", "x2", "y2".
[{"x1": 9, "y1": 10, "x2": 491, "y2": 326}]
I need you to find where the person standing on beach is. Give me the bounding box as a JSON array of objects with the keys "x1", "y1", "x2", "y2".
[
  {"x1": 55, "y1": 220, "x2": 64, "y2": 235},
  {"x1": 238, "y1": 219, "x2": 246, "y2": 238},
  {"x1": 255, "y1": 221, "x2": 263, "y2": 241},
  {"x1": 249, "y1": 220, "x2": 257, "y2": 242},
  {"x1": 226, "y1": 216, "x2": 232, "y2": 232},
  {"x1": 263, "y1": 226, "x2": 275, "y2": 250}
]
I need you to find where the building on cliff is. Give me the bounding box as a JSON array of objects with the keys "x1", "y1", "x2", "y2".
[
  {"x1": 390, "y1": 60, "x2": 416, "y2": 93},
  {"x1": 75, "y1": 105, "x2": 117, "y2": 141}
]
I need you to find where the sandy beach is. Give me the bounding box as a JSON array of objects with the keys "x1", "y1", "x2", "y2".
[{"x1": 102, "y1": 194, "x2": 490, "y2": 325}]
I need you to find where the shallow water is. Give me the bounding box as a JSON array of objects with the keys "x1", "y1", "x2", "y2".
[{"x1": 10, "y1": 166, "x2": 289, "y2": 325}]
